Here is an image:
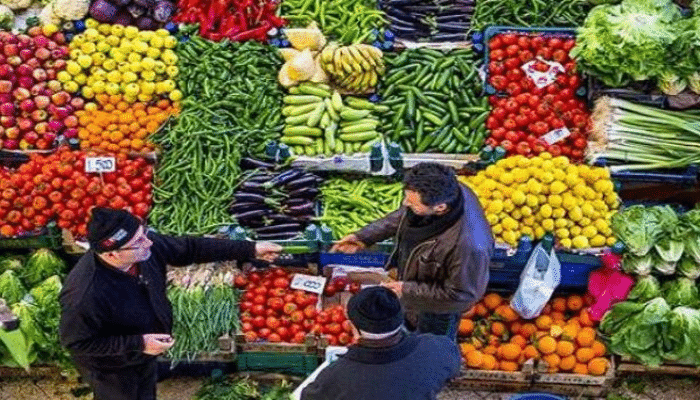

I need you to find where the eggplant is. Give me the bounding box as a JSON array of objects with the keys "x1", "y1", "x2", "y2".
[
  {"x1": 385, "y1": 0, "x2": 422, "y2": 5},
  {"x1": 153, "y1": 1, "x2": 176, "y2": 22},
  {"x1": 113, "y1": 9, "x2": 134, "y2": 25},
  {"x1": 254, "y1": 223, "x2": 303, "y2": 234},
  {"x1": 89, "y1": 0, "x2": 119, "y2": 22},
  {"x1": 435, "y1": 14, "x2": 470, "y2": 23},
  {"x1": 239, "y1": 181, "x2": 267, "y2": 192},
  {"x1": 268, "y1": 213, "x2": 311, "y2": 224},
  {"x1": 287, "y1": 201, "x2": 316, "y2": 216},
  {"x1": 283, "y1": 198, "x2": 308, "y2": 207},
  {"x1": 284, "y1": 175, "x2": 318, "y2": 191},
  {"x1": 288, "y1": 187, "x2": 319, "y2": 199},
  {"x1": 431, "y1": 33, "x2": 469, "y2": 41},
  {"x1": 233, "y1": 209, "x2": 272, "y2": 221},
  {"x1": 228, "y1": 202, "x2": 268, "y2": 214},
  {"x1": 234, "y1": 192, "x2": 268, "y2": 203},
  {"x1": 241, "y1": 157, "x2": 275, "y2": 170},
  {"x1": 263, "y1": 169, "x2": 303, "y2": 189},
  {"x1": 255, "y1": 232, "x2": 302, "y2": 240},
  {"x1": 436, "y1": 23, "x2": 470, "y2": 33},
  {"x1": 247, "y1": 173, "x2": 276, "y2": 183},
  {"x1": 385, "y1": 7, "x2": 420, "y2": 22}
]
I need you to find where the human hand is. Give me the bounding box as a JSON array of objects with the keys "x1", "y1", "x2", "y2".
[
  {"x1": 330, "y1": 234, "x2": 366, "y2": 254},
  {"x1": 381, "y1": 281, "x2": 404, "y2": 298},
  {"x1": 142, "y1": 334, "x2": 174, "y2": 356},
  {"x1": 255, "y1": 242, "x2": 283, "y2": 262}
]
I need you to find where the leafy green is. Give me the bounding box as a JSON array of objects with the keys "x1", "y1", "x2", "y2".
[
  {"x1": 0, "y1": 270, "x2": 26, "y2": 305},
  {"x1": 654, "y1": 206, "x2": 685, "y2": 263},
  {"x1": 20, "y1": 249, "x2": 66, "y2": 288},
  {"x1": 194, "y1": 377, "x2": 292, "y2": 400},
  {"x1": 664, "y1": 307, "x2": 700, "y2": 365},
  {"x1": 662, "y1": 278, "x2": 699, "y2": 307},
  {"x1": 677, "y1": 255, "x2": 700, "y2": 279},
  {"x1": 611, "y1": 205, "x2": 666, "y2": 257},
  {"x1": 0, "y1": 256, "x2": 23, "y2": 274},
  {"x1": 622, "y1": 253, "x2": 654, "y2": 275},
  {"x1": 627, "y1": 275, "x2": 661, "y2": 302},
  {"x1": 681, "y1": 210, "x2": 700, "y2": 263},
  {"x1": 653, "y1": 253, "x2": 677, "y2": 275},
  {"x1": 0, "y1": 327, "x2": 30, "y2": 370}
]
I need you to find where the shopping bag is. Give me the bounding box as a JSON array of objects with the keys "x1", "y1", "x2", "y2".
[{"x1": 510, "y1": 243, "x2": 561, "y2": 319}]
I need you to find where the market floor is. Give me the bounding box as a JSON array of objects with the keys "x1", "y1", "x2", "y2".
[{"x1": 1, "y1": 374, "x2": 700, "y2": 400}]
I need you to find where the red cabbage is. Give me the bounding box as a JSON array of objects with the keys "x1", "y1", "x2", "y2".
[
  {"x1": 153, "y1": 1, "x2": 176, "y2": 22},
  {"x1": 89, "y1": 0, "x2": 119, "y2": 22}
]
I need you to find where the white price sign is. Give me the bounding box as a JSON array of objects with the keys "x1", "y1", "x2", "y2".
[
  {"x1": 85, "y1": 157, "x2": 116, "y2": 173},
  {"x1": 521, "y1": 57, "x2": 565, "y2": 89},
  {"x1": 290, "y1": 274, "x2": 327, "y2": 295},
  {"x1": 541, "y1": 127, "x2": 571, "y2": 145}
]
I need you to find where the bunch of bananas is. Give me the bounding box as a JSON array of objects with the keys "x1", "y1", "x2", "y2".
[{"x1": 320, "y1": 43, "x2": 385, "y2": 93}]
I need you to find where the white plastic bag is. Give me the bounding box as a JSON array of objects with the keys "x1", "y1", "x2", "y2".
[{"x1": 510, "y1": 243, "x2": 561, "y2": 319}]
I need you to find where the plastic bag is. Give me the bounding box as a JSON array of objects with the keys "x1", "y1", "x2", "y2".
[{"x1": 510, "y1": 243, "x2": 561, "y2": 319}]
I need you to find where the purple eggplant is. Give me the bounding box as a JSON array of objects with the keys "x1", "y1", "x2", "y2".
[
  {"x1": 288, "y1": 187, "x2": 319, "y2": 199},
  {"x1": 255, "y1": 232, "x2": 302, "y2": 240},
  {"x1": 287, "y1": 201, "x2": 315, "y2": 216},
  {"x1": 254, "y1": 223, "x2": 303, "y2": 234},
  {"x1": 263, "y1": 169, "x2": 304, "y2": 189},
  {"x1": 233, "y1": 209, "x2": 272, "y2": 221},
  {"x1": 113, "y1": 9, "x2": 134, "y2": 26},
  {"x1": 228, "y1": 202, "x2": 268, "y2": 214},
  {"x1": 89, "y1": 0, "x2": 119, "y2": 22},
  {"x1": 284, "y1": 175, "x2": 318, "y2": 191},
  {"x1": 153, "y1": 1, "x2": 176, "y2": 22},
  {"x1": 241, "y1": 157, "x2": 275, "y2": 170}
]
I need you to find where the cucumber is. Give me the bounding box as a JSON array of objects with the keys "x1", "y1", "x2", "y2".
[
  {"x1": 283, "y1": 126, "x2": 323, "y2": 137},
  {"x1": 282, "y1": 103, "x2": 318, "y2": 116},
  {"x1": 306, "y1": 102, "x2": 326, "y2": 127},
  {"x1": 341, "y1": 123, "x2": 379, "y2": 134},
  {"x1": 339, "y1": 131, "x2": 379, "y2": 142},
  {"x1": 281, "y1": 136, "x2": 314, "y2": 146},
  {"x1": 298, "y1": 83, "x2": 331, "y2": 97},
  {"x1": 340, "y1": 109, "x2": 371, "y2": 121},
  {"x1": 284, "y1": 95, "x2": 323, "y2": 105}
]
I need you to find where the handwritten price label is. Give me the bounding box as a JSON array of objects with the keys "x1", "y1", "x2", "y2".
[
  {"x1": 290, "y1": 274, "x2": 327, "y2": 295},
  {"x1": 85, "y1": 157, "x2": 116, "y2": 173},
  {"x1": 521, "y1": 57, "x2": 565, "y2": 89},
  {"x1": 541, "y1": 127, "x2": 571, "y2": 145}
]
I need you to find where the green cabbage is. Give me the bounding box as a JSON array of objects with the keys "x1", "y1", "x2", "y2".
[
  {"x1": 611, "y1": 205, "x2": 666, "y2": 257},
  {"x1": 0, "y1": 270, "x2": 26, "y2": 305},
  {"x1": 0, "y1": 256, "x2": 23, "y2": 274},
  {"x1": 20, "y1": 249, "x2": 66, "y2": 288},
  {"x1": 677, "y1": 256, "x2": 700, "y2": 279},
  {"x1": 665, "y1": 306, "x2": 700, "y2": 365},
  {"x1": 627, "y1": 275, "x2": 661, "y2": 302},
  {"x1": 622, "y1": 253, "x2": 654, "y2": 275},
  {"x1": 681, "y1": 210, "x2": 700, "y2": 263},
  {"x1": 653, "y1": 253, "x2": 677, "y2": 275},
  {"x1": 654, "y1": 206, "x2": 686, "y2": 262},
  {"x1": 662, "y1": 278, "x2": 699, "y2": 307}
]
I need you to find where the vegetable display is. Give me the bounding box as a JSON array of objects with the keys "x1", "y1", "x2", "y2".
[
  {"x1": 173, "y1": 0, "x2": 286, "y2": 42},
  {"x1": 380, "y1": 48, "x2": 488, "y2": 153},
  {"x1": 282, "y1": 83, "x2": 385, "y2": 156},
  {"x1": 471, "y1": 0, "x2": 591, "y2": 31},
  {"x1": 378, "y1": 0, "x2": 474, "y2": 42},
  {"x1": 0, "y1": 27, "x2": 79, "y2": 151},
  {"x1": 281, "y1": 0, "x2": 387, "y2": 44},
  {"x1": 587, "y1": 97, "x2": 700, "y2": 171},
  {"x1": 229, "y1": 167, "x2": 319, "y2": 240},
  {"x1": 485, "y1": 32, "x2": 590, "y2": 160},
  {"x1": 88, "y1": 0, "x2": 176, "y2": 29},
  {"x1": 319, "y1": 178, "x2": 402, "y2": 239},
  {"x1": 194, "y1": 376, "x2": 293, "y2": 400},
  {"x1": 149, "y1": 36, "x2": 283, "y2": 235},
  {"x1": 459, "y1": 292, "x2": 610, "y2": 375},
  {"x1": 461, "y1": 153, "x2": 619, "y2": 249},
  {"x1": 60, "y1": 19, "x2": 180, "y2": 103}
]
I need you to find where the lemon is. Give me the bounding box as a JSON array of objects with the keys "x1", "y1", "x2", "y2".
[
  {"x1": 91, "y1": 53, "x2": 107, "y2": 65},
  {"x1": 520, "y1": 206, "x2": 533, "y2": 217},
  {"x1": 133, "y1": 40, "x2": 150, "y2": 54},
  {"x1": 161, "y1": 50, "x2": 178, "y2": 66},
  {"x1": 547, "y1": 194, "x2": 562, "y2": 208},
  {"x1": 542, "y1": 219, "x2": 555, "y2": 231},
  {"x1": 606, "y1": 237, "x2": 617, "y2": 246},
  {"x1": 555, "y1": 218, "x2": 568, "y2": 229},
  {"x1": 579, "y1": 217, "x2": 592, "y2": 227},
  {"x1": 128, "y1": 52, "x2": 142, "y2": 63},
  {"x1": 588, "y1": 235, "x2": 605, "y2": 247},
  {"x1": 560, "y1": 238, "x2": 572, "y2": 248},
  {"x1": 122, "y1": 71, "x2": 138, "y2": 83},
  {"x1": 492, "y1": 224, "x2": 503, "y2": 235},
  {"x1": 552, "y1": 208, "x2": 566, "y2": 219},
  {"x1": 84, "y1": 102, "x2": 98, "y2": 112},
  {"x1": 80, "y1": 42, "x2": 96, "y2": 54},
  {"x1": 482, "y1": 179, "x2": 497, "y2": 191},
  {"x1": 540, "y1": 171, "x2": 554, "y2": 183},
  {"x1": 146, "y1": 47, "x2": 162, "y2": 59},
  {"x1": 605, "y1": 193, "x2": 619, "y2": 207},
  {"x1": 556, "y1": 228, "x2": 570, "y2": 239},
  {"x1": 561, "y1": 195, "x2": 577, "y2": 210},
  {"x1": 487, "y1": 200, "x2": 504, "y2": 214},
  {"x1": 106, "y1": 70, "x2": 121, "y2": 83},
  {"x1": 110, "y1": 49, "x2": 127, "y2": 62},
  {"x1": 164, "y1": 36, "x2": 178, "y2": 49},
  {"x1": 572, "y1": 236, "x2": 589, "y2": 249},
  {"x1": 552, "y1": 156, "x2": 569, "y2": 168},
  {"x1": 503, "y1": 199, "x2": 515, "y2": 213},
  {"x1": 517, "y1": 157, "x2": 531, "y2": 168},
  {"x1": 570, "y1": 226, "x2": 582, "y2": 237},
  {"x1": 534, "y1": 227, "x2": 546, "y2": 239},
  {"x1": 526, "y1": 194, "x2": 539, "y2": 208},
  {"x1": 102, "y1": 59, "x2": 117, "y2": 71},
  {"x1": 568, "y1": 206, "x2": 583, "y2": 221},
  {"x1": 511, "y1": 190, "x2": 526, "y2": 205},
  {"x1": 149, "y1": 36, "x2": 164, "y2": 49},
  {"x1": 502, "y1": 217, "x2": 518, "y2": 231},
  {"x1": 487, "y1": 214, "x2": 499, "y2": 225},
  {"x1": 501, "y1": 230, "x2": 518, "y2": 245},
  {"x1": 500, "y1": 172, "x2": 514, "y2": 185},
  {"x1": 41, "y1": 23, "x2": 59, "y2": 36},
  {"x1": 106, "y1": 82, "x2": 121, "y2": 95},
  {"x1": 57, "y1": 70, "x2": 73, "y2": 83},
  {"x1": 63, "y1": 81, "x2": 79, "y2": 93},
  {"x1": 539, "y1": 204, "x2": 553, "y2": 218},
  {"x1": 521, "y1": 226, "x2": 534, "y2": 239},
  {"x1": 492, "y1": 191, "x2": 504, "y2": 201},
  {"x1": 580, "y1": 203, "x2": 595, "y2": 218},
  {"x1": 124, "y1": 83, "x2": 140, "y2": 97},
  {"x1": 77, "y1": 54, "x2": 92, "y2": 68},
  {"x1": 91, "y1": 80, "x2": 106, "y2": 93},
  {"x1": 564, "y1": 173, "x2": 580, "y2": 187},
  {"x1": 153, "y1": 61, "x2": 166, "y2": 74},
  {"x1": 526, "y1": 179, "x2": 542, "y2": 194},
  {"x1": 594, "y1": 219, "x2": 608, "y2": 233},
  {"x1": 523, "y1": 215, "x2": 536, "y2": 225},
  {"x1": 166, "y1": 66, "x2": 179, "y2": 78},
  {"x1": 84, "y1": 28, "x2": 99, "y2": 41},
  {"x1": 581, "y1": 226, "x2": 597, "y2": 239},
  {"x1": 81, "y1": 86, "x2": 95, "y2": 99},
  {"x1": 511, "y1": 209, "x2": 522, "y2": 220},
  {"x1": 594, "y1": 180, "x2": 614, "y2": 194},
  {"x1": 124, "y1": 26, "x2": 139, "y2": 39}
]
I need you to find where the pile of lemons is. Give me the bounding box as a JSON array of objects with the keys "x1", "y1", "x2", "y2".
[
  {"x1": 58, "y1": 19, "x2": 182, "y2": 103},
  {"x1": 460, "y1": 153, "x2": 619, "y2": 249}
]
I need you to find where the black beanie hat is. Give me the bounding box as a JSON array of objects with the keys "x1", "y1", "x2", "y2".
[
  {"x1": 87, "y1": 208, "x2": 141, "y2": 253},
  {"x1": 347, "y1": 286, "x2": 404, "y2": 334}
]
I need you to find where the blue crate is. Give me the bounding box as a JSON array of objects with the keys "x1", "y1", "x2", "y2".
[
  {"x1": 482, "y1": 26, "x2": 577, "y2": 95},
  {"x1": 489, "y1": 250, "x2": 600, "y2": 290},
  {"x1": 594, "y1": 159, "x2": 698, "y2": 186}
]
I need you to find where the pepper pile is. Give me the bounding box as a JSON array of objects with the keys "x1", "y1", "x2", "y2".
[{"x1": 173, "y1": 0, "x2": 286, "y2": 42}]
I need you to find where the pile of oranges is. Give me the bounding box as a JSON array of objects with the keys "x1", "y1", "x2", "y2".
[
  {"x1": 459, "y1": 292, "x2": 609, "y2": 376},
  {"x1": 76, "y1": 94, "x2": 179, "y2": 153}
]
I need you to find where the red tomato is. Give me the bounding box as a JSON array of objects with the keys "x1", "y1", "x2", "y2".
[
  {"x1": 504, "y1": 57, "x2": 520, "y2": 70},
  {"x1": 490, "y1": 75, "x2": 507, "y2": 90},
  {"x1": 488, "y1": 61, "x2": 505, "y2": 75},
  {"x1": 536, "y1": 47, "x2": 552, "y2": 60},
  {"x1": 505, "y1": 44, "x2": 519, "y2": 57},
  {"x1": 501, "y1": 33, "x2": 517, "y2": 45},
  {"x1": 491, "y1": 49, "x2": 505, "y2": 61},
  {"x1": 562, "y1": 39, "x2": 576, "y2": 52},
  {"x1": 292, "y1": 332, "x2": 306, "y2": 344},
  {"x1": 516, "y1": 141, "x2": 532, "y2": 155},
  {"x1": 240, "y1": 301, "x2": 253, "y2": 312},
  {"x1": 517, "y1": 36, "x2": 531, "y2": 49},
  {"x1": 253, "y1": 316, "x2": 266, "y2": 329},
  {"x1": 338, "y1": 333, "x2": 352, "y2": 345},
  {"x1": 304, "y1": 305, "x2": 318, "y2": 319},
  {"x1": 489, "y1": 36, "x2": 503, "y2": 50},
  {"x1": 252, "y1": 304, "x2": 266, "y2": 316},
  {"x1": 253, "y1": 294, "x2": 266, "y2": 305},
  {"x1": 501, "y1": 140, "x2": 515, "y2": 152},
  {"x1": 283, "y1": 303, "x2": 298, "y2": 315},
  {"x1": 267, "y1": 297, "x2": 284, "y2": 311},
  {"x1": 244, "y1": 331, "x2": 258, "y2": 342},
  {"x1": 506, "y1": 82, "x2": 522, "y2": 96},
  {"x1": 276, "y1": 327, "x2": 290, "y2": 341},
  {"x1": 266, "y1": 317, "x2": 280, "y2": 330}
]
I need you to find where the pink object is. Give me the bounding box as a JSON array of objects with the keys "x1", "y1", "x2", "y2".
[{"x1": 586, "y1": 250, "x2": 634, "y2": 321}]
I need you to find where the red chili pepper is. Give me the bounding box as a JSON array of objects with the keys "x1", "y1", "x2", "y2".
[{"x1": 229, "y1": 21, "x2": 271, "y2": 42}]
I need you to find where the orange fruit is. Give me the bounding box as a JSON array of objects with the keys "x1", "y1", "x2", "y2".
[
  {"x1": 510, "y1": 335, "x2": 528, "y2": 349},
  {"x1": 466, "y1": 350, "x2": 484, "y2": 368},
  {"x1": 459, "y1": 343, "x2": 476, "y2": 357},
  {"x1": 542, "y1": 353, "x2": 560, "y2": 371},
  {"x1": 499, "y1": 343, "x2": 521, "y2": 361},
  {"x1": 483, "y1": 345, "x2": 498, "y2": 356},
  {"x1": 584, "y1": 293, "x2": 595, "y2": 306},
  {"x1": 550, "y1": 311, "x2": 566, "y2": 322},
  {"x1": 509, "y1": 321, "x2": 523, "y2": 335},
  {"x1": 495, "y1": 304, "x2": 519, "y2": 322},
  {"x1": 578, "y1": 309, "x2": 594, "y2": 327},
  {"x1": 591, "y1": 341, "x2": 606, "y2": 357},
  {"x1": 484, "y1": 293, "x2": 503, "y2": 310},
  {"x1": 474, "y1": 303, "x2": 489, "y2": 318},
  {"x1": 536, "y1": 336, "x2": 557, "y2": 355},
  {"x1": 556, "y1": 340, "x2": 575, "y2": 357},
  {"x1": 561, "y1": 324, "x2": 580, "y2": 341},
  {"x1": 541, "y1": 304, "x2": 552, "y2": 315},
  {"x1": 536, "y1": 315, "x2": 553, "y2": 330},
  {"x1": 573, "y1": 363, "x2": 588, "y2": 375},
  {"x1": 523, "y1": 345, "x2": 539, "y2": 361},
  {"x1": 463, "y1": 306, "x2": 477, "y2": 319},
  {"x1": 487, "y1": 334, "x2": 501, "y2": 346},
  {"x1": 567, "y1": 295, "x2": 584, "y2": 312},
  {"x1": 587, "y1": 357, "x2": 609, "y2": 376},
  {"x1": 552, "y1": 297, "x2": 567, "y2": 312},
  {"x1": 458, "y1": 319, "x2": 474, "y2": 336},
  {"x1": 500, "y1": 361, "x2": 519, "y2": 372},
  {"x1": 491, "y1": 321, "x2": 507, "y2": 336},
  {"x1": 575, "y1": 347, "x2": 595, "y2": 363},
  {"x1": 559, "y1": 355, "x2": 577, "y2": 371},
  {"x1": 576, "y1": 327, "x2": 596, "y2": 347},
  {"x1": 481, "y1": 354, "x2": 498, "y2": 370},
  {"x1": 520, "y1": 323, "x2": 538, "y2": 338}
]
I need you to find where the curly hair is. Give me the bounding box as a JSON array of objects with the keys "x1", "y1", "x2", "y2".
[{"x1": 403, "y1": 163, "x2": 459, "y2": 206}]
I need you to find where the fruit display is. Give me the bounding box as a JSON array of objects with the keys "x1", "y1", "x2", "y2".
[
  {"x1": 319, "y1": 43, "x2": 385, "y2": 94},
  {"x1": 0, "y1": 27, "x2": 81, "y2": 150},
  {"x1": 459, "y1": 292, "x2": 610, "y2": 376},
  {"x1": 485, "y1": 32, "x2": 590, "y2": 160},
  {"x1": 60, "y1": 19, "x2": 179, "y2": 103},
  {"x1": 235, "y1": 267, "x2": 355, "y2": 346},
  {"x1": 76, "y1": 94, "x2": 179, "y2": 153},
  {"x1": 282, "y1": 83, "x2": 385, "y2": 156},
  {"x1": 460, "y1": 153, "x2": 619, "y2": 249},
  {"x1": 0, "y1": 147, "x2": 153, "y2": 238}
]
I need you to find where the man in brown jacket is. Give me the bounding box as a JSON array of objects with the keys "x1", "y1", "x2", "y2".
[{"x1": 333, "y1": 163, "x2": 494, "y2": 339}]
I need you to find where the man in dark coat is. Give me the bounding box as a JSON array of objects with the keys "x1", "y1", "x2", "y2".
[
  {"x1": 333, "y1": 163, "x2": 494, "y2": 339},
  {"x1": 59, "y1": 208, "x2": 282, "y2": 400},
  {"x1": 300, "y1": 286, "x2": 461, "y2": 400}
]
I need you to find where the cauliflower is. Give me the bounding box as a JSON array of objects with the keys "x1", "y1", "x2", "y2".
[
  {"x1": 39, "y1": 3, "x2": 60, "y2": 25},
  {"x1": 0, "y1": 0, "x2": 32, "y2": 10},
  {"x1": 51, "y1": 0, "x2": 89, "y2": 20},
  {"x1": 0, "y1": 5, "x2": 13, "y2": 30}
]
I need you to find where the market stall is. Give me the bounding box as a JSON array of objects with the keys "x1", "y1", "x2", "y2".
[{"x1": 1, "y1": 0, "x2": 700, "y2": 398}]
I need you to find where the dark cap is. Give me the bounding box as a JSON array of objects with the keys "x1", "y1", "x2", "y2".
[
  {"x1": 87, "y1": 208, "x2": 141, "y2": 253},
  {"x1": 346, "y1": 286, "x2": 403, "y2": 334}
]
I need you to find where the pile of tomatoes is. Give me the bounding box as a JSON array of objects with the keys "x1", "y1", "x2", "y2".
[
  {"x1": 236, "y1": 267, "x2": 356, "y2": 346},
  {"x1": 484, "y1": 33, "x2": 591, "y2": 161},
  {"x1": 0, "y1": 146, "x2": 153, "y2": 238}
]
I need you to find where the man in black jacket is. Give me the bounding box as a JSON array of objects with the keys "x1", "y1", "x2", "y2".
[
  {"x1": 300, "y1": 286, "x2": 460, "y2": 400},
  {"x1": 59, "y1": 208, "x2": 282, "y2": 400}
]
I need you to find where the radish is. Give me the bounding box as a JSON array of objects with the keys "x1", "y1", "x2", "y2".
[
  {"x1": 3, "y1": 139, "x2": 18, "y2": 149},
  {"x1": 62, "y1": 129, "x2": 77, "y2": 139},
  {"x1": 18, "y1": 118, "x2": 34, "y2": 132},
  {"x1": 18, "y1": 76, "x2": 34, "y2": 89},
  {"x1": 3, "y1": 44, "x2": 17, "y2": 56},
  {"x1": 23, "y1": 131, "x2": 38, "y2": 144},
  {"x1": 6, "y1": 56, "x2": 21, "y2": 66},
  {"x1": 17, "y1": 64, "x2": 32, "y2": 76},
  {"x1": 32, "y1": 68, "x2": 47, "y2": 82},
  {"x1": 0, "y1": 80, "x2": 12, "y2": 93},
  {"x1": 0, "y1": 65, "x2": 13, "y2": 78},
  {"x1": 33, "y1": 36, "x2": 50, "y2": 49},
  {"x1": 51, "y1": 91, "x2": 69, "y2": 106},
  {"x1": 19, "y1": 49, "x2": 33, "y2": 62},
  {"x1": 48, "y1": 119, "x2": 63, "y2": 131}
]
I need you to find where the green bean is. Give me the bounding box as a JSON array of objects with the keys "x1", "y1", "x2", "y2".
[{"x1": 471, "y1": 0, "x2": 591, "y2": 31}]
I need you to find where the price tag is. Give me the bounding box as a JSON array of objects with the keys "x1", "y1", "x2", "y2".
[
  {"x1": 290, "y1": 274, "x2": 327, "y2": 295},
  {"x1": 521, "y1": 57, "x2": 565, "y2": 89},
  {"x1": 541, "y1": 127, "x2": 571, "y2": 145},
  {"x1": 85, "y1": 157, "x2": 116, "y2": 173}
]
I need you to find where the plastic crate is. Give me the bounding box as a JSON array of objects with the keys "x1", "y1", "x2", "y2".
[
  {"x1": 235, "y1": 352, "x2": 319, "y2": 376},
  {"x1": 0, "y1": 224, "x2": 63, "y2": 250},
  {"x1": 482, "y1": 26, "x2": 578, "y2": 95},
  {"x1": 594, "y1": 159, "x2": 698, "y2": 186}
]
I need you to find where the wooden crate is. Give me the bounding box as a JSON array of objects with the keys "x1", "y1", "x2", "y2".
[
  {"x1": 617, "y1": 356, "x2": 700, "y2": 377},
  {"x1": 531, "y1": 356, "x2": 615, "y2": 398},
  {"x1": 447, "y1": 361, "x2": 534, "y2": 392}
]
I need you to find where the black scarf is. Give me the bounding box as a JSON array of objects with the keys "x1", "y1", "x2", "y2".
[{"x1": 391, "y1": 189, "x2": 464, "y2": 272}]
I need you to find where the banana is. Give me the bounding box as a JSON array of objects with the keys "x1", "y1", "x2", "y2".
[
  {"x1": 368, "y1": 70, "x2": 378, "y2": 88},
  {"x1": 338, "y1": 48, "x2": 355, "y2": 75},
  {"x1": 348, "y1": 45, "x2": 371, "y2": 71},
  {"x1": 333, "y1": 47, "x2": 344, "y2": 75},
  {"x1": 357, "y1": 45, "x2": 378, "y2": 68}
]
